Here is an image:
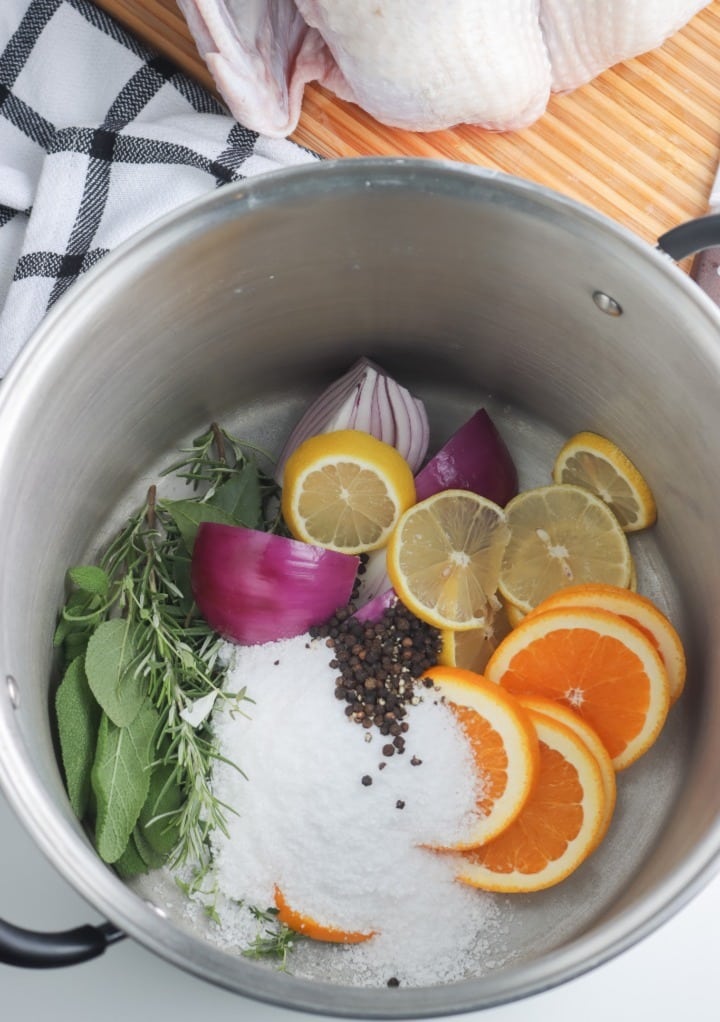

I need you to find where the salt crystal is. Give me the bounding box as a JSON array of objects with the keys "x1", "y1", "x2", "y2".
[{"x1": 205, "y1": 633, "x2": 511, "y2": 986}]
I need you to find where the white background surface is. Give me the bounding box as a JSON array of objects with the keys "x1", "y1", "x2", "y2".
[{"x1": 2, "y1": 789, "x2": 719, "y2": 1021}]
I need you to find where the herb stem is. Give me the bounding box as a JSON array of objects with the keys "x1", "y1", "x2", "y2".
[{"x1": 211, "y1": 422, "x2": 226, "y2": 465}]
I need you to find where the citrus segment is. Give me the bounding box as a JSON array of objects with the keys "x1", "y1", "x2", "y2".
[
  {"x1": 419, "y1": 666, "x2": 539, "y2": 849},
  {"x1": 552, "y1": 431, "x2": 657, "y2": 532},
  {"x1": 528, "y1": 583, "x2": 686, "y2": 704},
  {"x1": 628, "y1": 557, "x2": 638, "y2": 592},
  {"x1": 498, "y1": 484, "x2": 632, "y2": 613},
  {"x1": 281, "y1": 429, "x2": 416, "y2": 554},
  {"x1": 387, "y1": 490, "x2": 510, "y2": 630},
  {"x1": 273, "y1": 885, "x2": 375, "y2": 944},
  {"x1": 440, "y1": 603, "x2": 511, "y2": 673},
  {"x1": 456, "y1": 709, "x2": 606, "y2": 892},
  {"x1": 485, "y1": 606, "x2": 671, "y2": 770},
  {"x1": 503, "y1": 600, "x2": 526, "y2": 629},
  {"x1": 516, "y1": 696, "x2": 616, "y2": 849}
]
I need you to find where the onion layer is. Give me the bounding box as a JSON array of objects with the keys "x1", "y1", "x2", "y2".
[
  {"x1": 192, "y1": 523, "x2": 359, "y2": 645},
  {"x1": 414, "y1": 409, "x2": 518, "y2": 506},
  {"x1": 274, "y1": 357, "x2": 429, "y2": 482},
  {"x1": 353, "y1": 589, "x2": 397, "y2": 623}
]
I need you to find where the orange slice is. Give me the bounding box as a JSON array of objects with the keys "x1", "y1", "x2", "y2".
[
  {"x1": 552, "y1": 431, "x2": 657, "y2": 532},
  {"x1": 419, "y1": 666, "x2": 539, "y2": 849},
  {"x1": 516, "y1": 696, "x2": 616, "y2": 849},
  {"x1": 484, "y1": 606, "x2": 671, "y2": 770},
  {"x1": 498, "y1": 484, "x2": 632, "y2": 614},
  {"x1": 281, "y1": 429, "x2": 416, "y2": 554},
  {"x1": 456, "y1": 709, "x2": 606, "y2": 892},
  {"x1": 527, "y1": 584, "x2": 686, "y2": 704},
  {"x1": 273, "y1": 886, "x2": 375, "y2": 944},
  {"x1": 387, "y1": 490, "x2": 510, "y2": 630}
]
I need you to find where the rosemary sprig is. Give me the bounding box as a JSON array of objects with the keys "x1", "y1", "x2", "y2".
[{"x1": 103, "y1": 500, "x2": 239, "y2": 865}]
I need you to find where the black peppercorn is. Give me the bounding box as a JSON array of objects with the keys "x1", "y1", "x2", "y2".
[{"x1": 317, "y1": 599, "x2": 442, "y2": 750}]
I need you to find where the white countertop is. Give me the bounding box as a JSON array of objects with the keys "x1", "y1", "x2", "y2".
[{"x1": 2, "y1": 788, "x2": 719, "y2": 1021}]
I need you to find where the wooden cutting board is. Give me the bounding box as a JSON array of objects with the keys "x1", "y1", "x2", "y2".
[{"x1": 95, "y1": 0, "x2": 720, "y2": 246}]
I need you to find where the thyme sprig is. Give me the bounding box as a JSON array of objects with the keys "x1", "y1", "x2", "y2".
[
  {"x1": 242, "y1": 921, "x2": 299, "y2": 970},
  {"x1": 54, "y1": 424, "x2": 282, "y2": 873},
  {"x1": 161, "y1": 425, "x2": 285, "y2": 533}
]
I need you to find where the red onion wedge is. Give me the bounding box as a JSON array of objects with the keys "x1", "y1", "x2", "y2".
[
  {"x1": 274, "y1": 357, "x2": 429, "y2": 482},
  {"x1": 192, "y1": 522, "x2": 359, "y2": 645},
  {"x1": 414, "y1": 409, "x2": 518, "y2": 506},
  {"x1": 353, "y1": 589, "x2": 397, "y2": 624}
]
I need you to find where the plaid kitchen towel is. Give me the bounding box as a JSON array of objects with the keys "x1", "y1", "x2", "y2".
[{"x1": 0, "y1": 0, "x2": 317, "y2": 378}]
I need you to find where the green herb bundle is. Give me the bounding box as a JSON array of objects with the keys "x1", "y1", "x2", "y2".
[{"x1": 54, "y1": 425, "x2": 282, "y2": 876}]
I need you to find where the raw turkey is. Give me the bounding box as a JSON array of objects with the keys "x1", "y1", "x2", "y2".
[{"x1": 178, "y1": 0, "x2": 711, "y2": 136}]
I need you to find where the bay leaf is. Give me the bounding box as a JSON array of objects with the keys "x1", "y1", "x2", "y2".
[
  {"x1": 210, "y1": 465, "x2": 262, "y2": 528},
  {"x1": 85, "y1": 618, "x2": 144, "y2": 727},
  {"x1": 161, "y1": 499, "x2": 237, "y2": 552},
  {"x1": 55, "y1": 657, "x2": 101, "y2": 819},
  {"x1": 91, "y1": 700, "x2": 159, "y2": 864}
]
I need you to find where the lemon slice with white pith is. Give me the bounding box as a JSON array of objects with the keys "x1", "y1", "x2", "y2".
[{"x1": 552, "y1": 431, "x2": 656, "y2": 532}]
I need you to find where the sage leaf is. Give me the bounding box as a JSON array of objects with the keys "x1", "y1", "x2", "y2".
[
  {"x1": 68, "y1": 565, "x2": 110, "y2": 597},
  {"x1": 132, "y1": 823, "x2": 167, "y2": 870},
  {"x1": 63, "y1": 631, "x2": 94, "y2": 666},
  {"x1": 54, "y1": 590, "x2": 103, "y2": 654},
  {"x1": 92, "y1": 701, "x2": 159, "y2": 864},
  {"x1": 85, "y1": 618, "x2": 145, "y2": 727},
  {"x1": 138, "y1": 761, "x2": 183, "y2": 857},
  {"x1": 113, "y1": 833, "x2": 150, "y2": 879},
  {"x1": 210, "y1": 465, "x2": 262, "y2": 528},
  {"x1": 161, "y1": 499, "x2": 237, "y2": 551},
  {"x1": 55, "y1": 657, "x2": 101, "y2": 819}
]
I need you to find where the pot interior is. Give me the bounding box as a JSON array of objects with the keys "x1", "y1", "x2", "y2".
[{"x1": 1, "y1": 160, "x2": 719, "y2": 1017}]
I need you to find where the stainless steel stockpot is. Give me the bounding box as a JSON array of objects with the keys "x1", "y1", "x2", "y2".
[{"x1": 1, "y1": 158, "x2": 720, "y2": 1018}]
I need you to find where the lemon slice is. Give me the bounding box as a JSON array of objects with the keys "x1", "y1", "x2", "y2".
[
  {"x1": 440, "y1": 601, "x2": 511, "y2": 672},
  {"x1": 552, "y1": 431, "x2": 656, "y2": 532},
  {"x1": 503, "y1": 599, "x2": 527, "y2": 630},
  {"x1": 281, "y1": 430, "x2": 416, "y2": 554},
  {"x1": 387, "y1": 490, "x2": 510, "y2": 630},
  {"x1": 498, "y1": 484, "x2": 632, "y2": 614}
]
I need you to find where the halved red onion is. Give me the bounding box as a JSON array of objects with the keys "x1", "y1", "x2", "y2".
[
  {"x1": 414, "y1": 409, "x2": 518, "y2": 506},
  {"x1": 192, "y1": 523, "x2": 359, "y2": 645},
  {"x1": 274, "y1": 357, "x2": 429, "y2": 482}
]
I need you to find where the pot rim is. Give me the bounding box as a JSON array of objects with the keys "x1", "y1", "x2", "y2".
[{"x1": 1, "y1": 157, "x2": 720, "y2": 1017}]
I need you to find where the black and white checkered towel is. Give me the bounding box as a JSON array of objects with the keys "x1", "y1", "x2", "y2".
[{"x1": 0, "y1": 0, "x2": 317, "y2": 377}]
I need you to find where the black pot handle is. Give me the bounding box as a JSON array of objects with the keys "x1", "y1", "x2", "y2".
[
  {"x1": 657, "y1": 213, "x2": 720, "y2": 307},
  {"x1": 657, "y1": 212, "x2": 720, "y2": 260},
  {"x1": 0, "y1": 917, "x2": 125, "y2": 968}
]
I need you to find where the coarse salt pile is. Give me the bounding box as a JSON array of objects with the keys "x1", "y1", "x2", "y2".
[{"x1": 206, "y1": 634, "x2": 512, "y2": 987}]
